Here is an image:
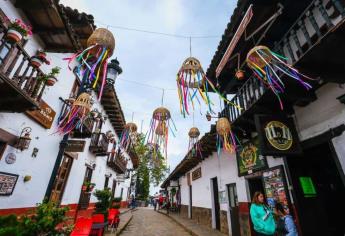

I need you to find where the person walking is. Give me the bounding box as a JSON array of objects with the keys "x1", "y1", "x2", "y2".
[
  {"x1": 250, "y1": 191, "x2": 276, "y2": 236},
  {"x1": 153, "y1": 192, "x2": 159, "y2": 211},
  {"x1": 275, "y1": 202, "x2": 298, "y2": 236},
  {"x1": 166, "y1": 199, "x2": 171, "y2": 215}
]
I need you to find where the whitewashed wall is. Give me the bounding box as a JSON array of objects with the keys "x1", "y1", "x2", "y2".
[{"x1": 0, "y1": 1, "x2": 131, "y2": 209}]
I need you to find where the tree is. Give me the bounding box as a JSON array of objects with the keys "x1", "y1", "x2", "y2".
[{"x1": 134, "y1": 134, "x2": 169, "y2": 200}]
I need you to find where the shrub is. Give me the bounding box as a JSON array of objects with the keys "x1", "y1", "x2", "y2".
[{"x1": 93, "y1": 189, "x2": 112, "y2": 221}]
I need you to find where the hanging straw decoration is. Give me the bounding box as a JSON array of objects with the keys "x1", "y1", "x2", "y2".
[
  {"x1": 177, "y1": 57, "x2": 242, "y2": 117},
  {"x1": 216, "y1": 117, "x2": 239, "y2": 154},
  {"x1": 188, "y1": 127, "x2": 202, "y2": 158},
  {"x1": 246, "y1": 45, "x2": 313, "y2": 110},
  {"x1": 57, "y1": 92, "x2": 92, "y2": 134},
  {"x1": 147, "y1": 107, "x2": 176, "y2": 159},
  {"x1": 118, "y1": 122, "x2": 138, "y2": 151},
  {"x1": 64, "y1": 28, "x2": 115, "y2": 100}
]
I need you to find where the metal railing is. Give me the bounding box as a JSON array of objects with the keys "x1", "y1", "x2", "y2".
[
  {"x1": 89, "y1": 133, "x2": 109, "y2": 154},
  {"x1": 107, "y1": 151, "x2": 127, "y2": 174}
]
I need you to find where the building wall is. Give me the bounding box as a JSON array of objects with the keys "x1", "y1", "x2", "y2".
[{"x1": 0, "y1": 2, "x2": 131, "y2": 213}]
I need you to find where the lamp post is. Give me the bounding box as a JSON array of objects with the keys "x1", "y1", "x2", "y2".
[
  {"x1": 44, "y1": 58, "x2": 123, "y2": 201},
  {"x1": 106, "y1": 58, "x2": 122, "y2": 87}
]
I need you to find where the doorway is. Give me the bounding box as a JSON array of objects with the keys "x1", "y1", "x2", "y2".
[
  {"x1": 287, "y1": 141, "x2": 345, "y2": 236},
  {"x1": 227, "y1": 183, "x2": 240, "y2": 236},
  {"x1": 211, "y1": 177, "x2": 220, "y2": 230},
  {"x1": 78, "y1": 166, "x2": 93, "y2": 210},
  {"x1": 188, "y1": 185, "x2": 192, "y2": 219},
  {"x1": 247, "y1": 176, "x2": 265, "y2": 201},
  {"x1": 49, "y1": 154, "x2": 74, "y2": 204}
]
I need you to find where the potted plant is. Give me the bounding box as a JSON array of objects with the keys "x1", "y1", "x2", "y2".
[
  {"x1": 81, "y1": 181, "x2": 96, "y2": 192},
  {"x1": 112, "y1": 197, "x2": 122, "y2": 208},
  {"x1": 30, "y1": 50, "x2": 51, "y2": 68},
  {"x1": 5, "y1": 18, "x2": 32, "y2": 43},
  {"x1": 93, "y1": 189, "x2": 112, "y2": 222},
  {"x1": 40, "y1": 66, "x2": 60, "y2": 86}
]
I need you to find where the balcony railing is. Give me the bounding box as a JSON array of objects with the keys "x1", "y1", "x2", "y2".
[
  {"x1": 225, "y1": 0, "x2": 345, "y2": 124},
  {"x1": 0, "y1": 24, "x2": 47, "y2": 112},
  {"x1": 107, "y1": 151, "x2": 127, "y2": 174},
  {"x1": 89, "y1": 133, "x2": 109, "y2": 156}
]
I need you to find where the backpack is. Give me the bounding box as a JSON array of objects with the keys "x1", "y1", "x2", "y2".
[{"x1": 276, "y1": 217, "x2": 288, "y2": 235}]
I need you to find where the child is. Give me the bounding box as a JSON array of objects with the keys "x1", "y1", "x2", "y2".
[{"x1": 275, "y1": 203, "x2": 298, "y2": 236}]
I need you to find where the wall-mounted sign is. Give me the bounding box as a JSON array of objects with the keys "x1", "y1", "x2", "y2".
[
  {"x1": 65, "y1": 140, "x2": 86, "y2": 152},
  {"x1": 216, "y1": 4, "x2": 253, "y2": 78},
  {"x1": 26, "y1": 100, "x2": 56, "y2": 129},
  {"x1": 299, "y1": 177, "x2": 317, "y2": 197},
  {"x1": 262, "y1": 166, "x2": 290, "y2": 209},
  {"x1": 254, "y1": 115, "x2": 302, "y2": 156},
  {"x1": 236, "y1": 138, "x2": 268, "y2": 176},
  {"x1": 192, "y1": 167, "x2": 202, "y2": 181},
  {"x1": 5, "y1": 153, "x2": 16, "y2": 164},
  {"x1": 0, "y1": 171, "x2": 19, "y2": 195}
]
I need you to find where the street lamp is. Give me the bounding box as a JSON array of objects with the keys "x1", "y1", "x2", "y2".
[
  {"x1": 106, "y1": 58, "x2": 123, "y2": 86},
  {"x1": 17, "y1": 127, "x2": 32, "y2": 151}
]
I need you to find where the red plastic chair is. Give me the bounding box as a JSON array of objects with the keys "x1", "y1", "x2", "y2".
[
  {"x1": 90, "y1": 214, "x2": 105, "y2": 236},
  {"x1": 70, "y1": 217, "x2": 93, "y2": 236},
  {"x1": 108, "y1": 209, "x2": 120, "y2": 233}
]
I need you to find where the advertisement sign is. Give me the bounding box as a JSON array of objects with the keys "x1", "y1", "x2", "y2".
[
  {"x1": 254, "y1": 115, "x2": 302, "y2": 156},
  {"x1": 26, "y1": 100, "x2": 56, "y2": 129},
  {"x1": 236, "y1": 137, "x2": 268, "y2": 176},
  {"x1": 192, "y1": 167, "x2": 202, "y2": 181},
  {"x1": 262, "y1": 166, "x2": 289, "y2": 209}
]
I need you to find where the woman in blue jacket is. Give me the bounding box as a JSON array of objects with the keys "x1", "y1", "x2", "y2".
[{"x1": 250, "y1": 191, "x2": 276, "y2": 236}]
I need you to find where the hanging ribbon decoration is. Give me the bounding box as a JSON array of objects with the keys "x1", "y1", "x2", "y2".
[
  {"x1": 216, "y1": 117, "x2": 239, "y2": 154},
  {"x1": 147, "y1": 107, "x2": 176, "y2": 160},
  {"x1": 64, "y1": 28, "x2": 115, "y2": 100},
  {"x1": 57, "y1": 93, "x2": 92, "y2": 135},
  {"x1": 246, "y1": 45, "x2": 313, "y2": 110},
  {"x1": 188, "y1": 127, "x2": 202, "y2": 158},
  {"x1": 118, "y1": 122, "x2": 138, "y2": 152}
]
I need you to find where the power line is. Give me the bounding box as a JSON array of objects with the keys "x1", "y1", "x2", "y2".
[{"x1": 95, "y1": 20, "x2": 221, "y2": 39}]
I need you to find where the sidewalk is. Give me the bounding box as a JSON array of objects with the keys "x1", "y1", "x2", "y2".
[
  {"x1": 105, "y1": 208, "x2": 135, "y2": 235},
  {"x1": 157, "y1": 210, "x2": 227, "y2": 236}
]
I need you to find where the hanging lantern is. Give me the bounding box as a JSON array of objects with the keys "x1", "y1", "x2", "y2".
[
  {"x1": 65, "y1": 28, "x2": 115, "y2": 100},
  {"x1": 188, "y1": 127, "x2": 201, "y2": 157},
  {"x1": 147, "y1": 107, "x2": 176, "y2": 159},
  {"x1": 216, "y1": 117, "x2": 238, "y2": 154},
  {"x1": 57, "y1": 92, "x2": 92, "y2": 134},
  {"x1": 16, "y1": 127, "x2": 32, "y2": 151},
  {"x1": 177, "y1": 57, "x2": 242, "y2": 117},
  {"x1": 235, "y1": 69, "x2": 245, "y2": 80},
  {"x1": 246, "y1": 45, "x2": 313, "y2": 110}
]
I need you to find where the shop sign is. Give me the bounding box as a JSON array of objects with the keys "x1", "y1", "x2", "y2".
[
  {"x1": 26, "y1": 100, "x2": 56, "y2": 129},
  {"x1": 299, "y1": 177, "x2": 317, "y2": 197},
  {"x1": 262, "y1": 166, "x2": 289, "y2": 209},
  {"x1": 192, "y1": 167, "x2": 202, "y2": 181},
  {"x1": 65, "y1": 140, "x2": 86, "y2": 152},
  {"x1": 0, "y1": 171, "x2": 19, "y2": 196},
  {"x1": 236, "y1": 137, "x2": 268, "y2": 176},
  {"x1": 254, "y1": 115, "x2": 302, "y2": 156},
  {"x1": 216, "y1": 4, "x2": 253, "y2": 78}
]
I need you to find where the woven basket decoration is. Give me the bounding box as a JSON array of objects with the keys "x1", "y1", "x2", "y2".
[
  {"x1": 87, "y1": 28, "x2": 115, "y2": 56},
  {"x1": 216, "y1": 117, "x2": 231, "y2": 136},
  {"x1": 73, "y1": 92, "x2": 92, "y2": 112},
  {"x1": 125, "y1": 122, "x2": 138, "y2": 133},
  {"x1": 246, "y1": 45, "x2": 273, "y2": 69},
  {"x1": 153, "y1": 107, "x2": 171, "y2": 121},
  {"x1": 188, "y1": 127, "x2": 200, "y2": 138}
]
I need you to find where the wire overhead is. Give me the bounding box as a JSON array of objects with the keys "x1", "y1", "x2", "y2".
[{"x1": 95, "y1": 20, "x2": 221, "y2": 39}]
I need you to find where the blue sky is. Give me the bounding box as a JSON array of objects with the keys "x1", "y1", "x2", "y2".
[{"x1": 61, "y1": 0, "x2": 236, "y2": 186}]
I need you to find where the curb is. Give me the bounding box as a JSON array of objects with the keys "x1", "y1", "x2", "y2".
[
  {"x1": 156, "y1": 210, "x2": 196, "y2": 236},
  {"x1": 117, "y1": 211, "x2": 133, "y2": 236}
]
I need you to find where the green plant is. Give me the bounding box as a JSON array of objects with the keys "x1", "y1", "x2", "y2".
[
  {"x1": 40, "y1": 66, "x2": 60, "y2": 81},
  {"x1": 93, "y1": 189, "x2": 112, "y2": 221},
  {"x1": 0, "y1": 201, "x2": 72, "y2": 236},
  {"x1": 113, "y1": 197, "x2": 122, "y2": 203},
  {"x1": 114, "y1": 204, "x2": 120, "y2": 209}
]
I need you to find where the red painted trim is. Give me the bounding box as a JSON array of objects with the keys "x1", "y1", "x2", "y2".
[{"x1": 0, "y1": 206, "x2": 35, "y2": 216}]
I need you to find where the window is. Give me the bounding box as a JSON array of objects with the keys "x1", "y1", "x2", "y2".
[
  {"x1": 104, "y1": 176, "x2": 110, "y2": 190},
  {"x1": 78, "y1": 166, "x2": 94, "y2": 210}
]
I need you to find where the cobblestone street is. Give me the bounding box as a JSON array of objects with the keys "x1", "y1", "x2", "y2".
[{"x1": 121, "y1": 208, "x2": 191, "y2": 236}]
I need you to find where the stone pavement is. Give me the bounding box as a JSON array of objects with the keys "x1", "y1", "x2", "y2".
[
  {"x1": 120, "y1": 207, "x2": 191, "y2": 236},
  {"x1": 157, "y1": 210, "x2": 227, "y2": 236}
]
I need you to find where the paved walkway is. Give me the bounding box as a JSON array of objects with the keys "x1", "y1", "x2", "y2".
[
  {"x1": 157, "y1": 210, "x2": 227, "y2": 236},
  {"x1": 120, "y1": 207, "x2": 191, "y2": 236}
]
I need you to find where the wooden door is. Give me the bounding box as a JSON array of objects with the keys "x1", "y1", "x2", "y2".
[
  {"x1": 49, "y1": 155, "x2": 73, "y2": 203},
  {"x1": 111, "y1": 180, "x2": 117, "y2": 198},
  {"x1": 227, "y1": 183, "x2": 241, "y2": 236},
  {"x1": 78, "y1": 167, "x2": 93, "y2": 210}
]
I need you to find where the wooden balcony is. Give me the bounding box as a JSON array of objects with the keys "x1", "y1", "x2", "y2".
[
  {"x1": 0, "y1": 26, "x2": 47, "y2": 112},
  {"x1": 89, "y1": 133, "x2": 109, "y2": 156},
  {"x1": 107, "y1": 151, "x2": 127, "y2": 174},
  {"x1": 70, "y1": 117, "x2": 94, "y2": 138}
]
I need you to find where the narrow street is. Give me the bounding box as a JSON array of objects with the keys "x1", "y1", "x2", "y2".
[{"x1": 121, "y1": 208, "x2": 190, "y2": 236}]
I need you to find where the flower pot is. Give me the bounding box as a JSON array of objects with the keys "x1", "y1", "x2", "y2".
[
  {"x1": 82, "y1": 185, "x2": 87, "y2": 191},
  {"x1": 45, "y1": 76, "x2": 57, "y2": 86},
  {"x1": 37, "y1": 51, "x2": 47, "y2": 60},
  {"x1": 235, "y1": 70, "x2": 245, "y2": 80},
  {"x1": 31, "y1": 57, "x2": 42, "y2": 68},
  {"x1": 6, "y1": 29, "x2": 23, "y2": 43}
]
